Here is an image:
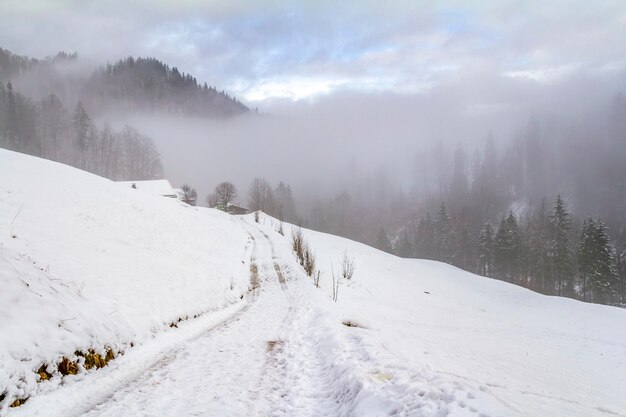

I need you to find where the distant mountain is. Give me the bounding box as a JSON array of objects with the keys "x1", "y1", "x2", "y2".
[
  {"x1": 0, "y1": 47, "x2": 249, "y2": 118},
  {"x1": 83, "y1": 57, "x2": 248, "y2": 118}
]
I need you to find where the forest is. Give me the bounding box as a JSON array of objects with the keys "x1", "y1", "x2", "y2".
[
  {"x1": 299, "y1": 95, "x2": 626, "y2": 306},
  {"x1": 0, "y1": 81, "x2": 163, "y2": 181}
]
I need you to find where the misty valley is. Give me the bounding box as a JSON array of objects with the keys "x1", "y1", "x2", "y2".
[{"x1": 1, "y1": 2, "x2": 626, "y2": 417}]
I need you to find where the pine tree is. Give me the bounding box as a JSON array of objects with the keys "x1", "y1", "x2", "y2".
[
  {"x1": 453, "y1": 223, "x2": 473, "y2": 270},
  {"x1": 395, "y1": 232, "x2": 414, "y2": 258},
  {"x1": 415, "y1": 213, "x2": 435, "y2": 260},
  {"x1": 494, "y1": 211, "x2": 523, "y2": 282},
  {"x1": 435, "y1": 203, "x2": 453, "y2": 263},
  {"x1": 477, "y1": 223, "x2": 494, "y2": 277},
  {"x1": 527, "y1": 200, "x2": 551, "y2": 293},
  {"x1": 617, "y1": 224, "x2": 626, "y2": 304},
  {"x1": 450, "y1": 147, "x2": 469, "y2": 206},
  {"x1": 73, "y1": 101, "x2": 91, "y2": 169},
  {"x1": 549, "y1": 194, "x2": 572, "y2": 296},
  {"x1": 577, "y1": 218, "x2": 617, "y2": 304},
  {"x1": 375, "y1": 227, "x2": 393, "y2": 253}
]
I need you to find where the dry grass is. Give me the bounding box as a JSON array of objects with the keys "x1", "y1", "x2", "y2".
[{"x1": 250, "y1": 263, "x2": 260, "y2": 290}]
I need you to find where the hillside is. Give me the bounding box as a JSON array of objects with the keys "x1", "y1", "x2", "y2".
[
  {"x1": 1, "y1": 149, "x2": 625, "y2": 416},
  {"x1": 0, "y1": 47, "x2": 248, "y2": 118}
]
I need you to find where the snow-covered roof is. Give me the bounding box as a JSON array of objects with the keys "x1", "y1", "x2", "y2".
[{"x1": 117, "y1": 180, "x2": 177, "y2": 198}]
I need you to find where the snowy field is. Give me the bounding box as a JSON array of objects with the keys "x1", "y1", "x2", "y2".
[
  {"x1": 1, "y1": 148, "x2": 625, "y2": 417},
  {"x1": 0, "y1": 149, "x2": 251, "y2": 413}
]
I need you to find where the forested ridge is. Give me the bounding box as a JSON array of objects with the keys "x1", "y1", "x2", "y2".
[
  {"x1": 0, "y1": 47, "x2": 248, "y2": 118},
  {"x1": 304, "y1": 96, "x2": 626, "y2": 306},
  {"x1": 0, "y1": 47, "x2": 250, "y2": 181}
]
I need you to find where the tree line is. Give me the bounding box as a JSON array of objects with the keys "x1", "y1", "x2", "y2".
[
  {"x1": 181, "y1": 177, "x2": 298, "y2": 223},
  {"x1": 402, "y1": 196, "x2": 623, "y2": 305},
  {"x1": 1, "y1": 47, "x2": 249, "y2": 120},
  {"x1": 302, "y1": 94, "x2": 626, "y2": 307},
  {"x1": 0, "y1": 81, "x2": 163, "y2": 181}
]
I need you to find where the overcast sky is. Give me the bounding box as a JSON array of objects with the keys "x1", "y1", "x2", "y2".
[
  {"x1": 2, "y1": 1, "x2": 626, "y2": 201},
  {"x1": 2, "y1": 0, "x2": 626, "y2": 105}
]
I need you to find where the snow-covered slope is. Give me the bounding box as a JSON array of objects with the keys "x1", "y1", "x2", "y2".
[
  {"x1": 2, "y1": 148, "x2": 625, "y2": 417},
  {"x1": 0, "y1": 149, "x2": 251, "y2": 409},
  {"x1": 252, "y1": 218, "x2": 626, "y2": 417}
]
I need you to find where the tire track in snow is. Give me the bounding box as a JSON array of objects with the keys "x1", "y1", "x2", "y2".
[
  {"x1": 70, "y1": 221, "x2": 293, "y2": 417},
  {"x1": 242, "y1": 219, "x2": 349, "y2": 417},
  {"x1": 14, "y1": 231, "x2": 261, "y2": 417}
]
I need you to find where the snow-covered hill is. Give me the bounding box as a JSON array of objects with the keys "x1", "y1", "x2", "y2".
[
  {"x1": 0, "y1": 149, "x2": 251, "y2": 412},
  {"x1": 1, "y1": 148, "x2": 625, "y2": 417}
]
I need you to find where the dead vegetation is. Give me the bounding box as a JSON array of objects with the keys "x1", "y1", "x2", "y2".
[
  {"x1": 58, "y1": 356, "x2": 79, "y2": 375},
  {"x1": 250, "y1": 263, "x2": 260, "y2": 290},
  {"x1": 4, "y1": 345, "x2": 124, "y2": 409},
  {"x1": 266, "y1": 339, "x2": 284, "y2": 352},
  {"x1": 340, "y1": 250, "x2": 355, "y2": 280},
  {"x1": 37, "y1": 364, "x2": 52, "y2": 381},
  {"x1": 331, "y1": 262, "x2": 340, "y2": 302},
  {"x1": 291, "y1": 227, "x2": 316, "y2": 276}
]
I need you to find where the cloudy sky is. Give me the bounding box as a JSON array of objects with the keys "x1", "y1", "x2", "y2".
[{"x1": 2, "y1": 0, "x2": 626, "y2": 104}]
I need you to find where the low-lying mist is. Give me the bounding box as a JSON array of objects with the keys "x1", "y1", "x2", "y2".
[{"x1": 114, "y1": 70, "x2": 623, "y2": 211}]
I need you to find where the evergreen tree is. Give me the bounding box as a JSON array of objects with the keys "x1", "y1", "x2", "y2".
[
  {"x1": 549, "y1": 194, "x2": 572, "y2": 296},
  {"x1": 415, "y1": 213, "x2": 435, "y2": 260},
  {"x1": 477, "y1": 223, "x2": 495, "y2": 277},
  {"x1": 578, "y1": 218, "x2": 618, "y2": 304},
  {"x1": 617, "y1": 224, "x2": 626, "y2": 304},
  {"x1": 449, "y1": 147, "x2": 469, "y2": 206},
  {"x1": 375, "y1": 227, "x2": 393, "y2": 253},
  {"x1": 527, "y1": 200, "x2": 551, "y2": 293},
  {"x1": 453, "y1": 223, "x2": 473, "y2": 270},
  {"x1": 73, "y1": 101, "x2": 91, "y2": 168},
  {"x1": 435, "y1": 203, "x2": 453, "y2": 263},
  {"x1": 39, "y1": 93, "x2": 66, "y2": 160},
  {"x1": 395, "y1": 231, "x2": 414, "y2": 258},
  {"x1": 494, "y1": 211, "x2": 523, "y2": 282}
]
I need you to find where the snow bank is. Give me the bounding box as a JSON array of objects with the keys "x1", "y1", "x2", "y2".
[{"x1": 0, "y1": 149, "x2": 250, "y2": 410}]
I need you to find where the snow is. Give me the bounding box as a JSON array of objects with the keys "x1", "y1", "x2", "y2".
[
  {"x1": 260, "y1": 218, "x2": 626, "y2": 417},
  {"x1": 115, "y1": 179, "x2": 178, "y2": 198},
  {"x1": 2, "y1": 148, "x2": 626, "y2": 417},
  {"x1": 0, "y1": 150, "x2": 250, "y2": 413}
]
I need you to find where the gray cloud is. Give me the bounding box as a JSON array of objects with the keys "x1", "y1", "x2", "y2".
[{"x1": 2, "y1": 0, "x2": 625, "y2": 103}]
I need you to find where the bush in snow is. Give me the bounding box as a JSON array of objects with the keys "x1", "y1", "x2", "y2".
[
  {"x1": 291, "y1": 227, "x2": 316, "y2": 277},
  {"x1": 340, "y1": 250, "x2": 355, "y2": 280}
]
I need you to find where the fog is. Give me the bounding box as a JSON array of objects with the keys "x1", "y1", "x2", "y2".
[{"x1": 111, "y1": 69, "x2": 624, "y2": 206}]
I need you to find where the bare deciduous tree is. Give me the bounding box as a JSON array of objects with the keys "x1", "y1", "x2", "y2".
[
  {"x1": 214, "y1": 181, "x2": 237, "y2": 209},
  {"x1": 206, "y1": 193, "x2": 219, "y2": 208},
  {"x1": 248, "y1": 177, "x2": 275, "y2": 214},
  {"x1": 180, "y1": 184, "x2": 197, "y2": 206}
]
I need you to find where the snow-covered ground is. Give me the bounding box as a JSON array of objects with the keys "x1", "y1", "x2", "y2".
[
  {"x1": 2, "y1": 148, "x2": 625, "y2": 416},
  {"x1": 0, "y1": 149, "x2": 251, "y2": 413}
]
